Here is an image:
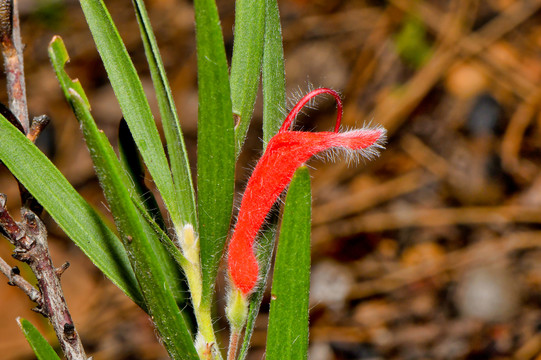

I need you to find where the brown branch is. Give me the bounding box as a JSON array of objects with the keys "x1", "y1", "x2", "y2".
[
  {"x1": 0, "y1": 256, "x2": 41, "y2": 302},
  {"x1": 0, "y1": 196, "x2": 88, "y2": 359},
  {"x1": 27, "y1": 115, "x2": 50, "y2": 142},
  {"x1": 0, "y1": 0, "x2": 28, "y2": 132},
  {"x1": 0, "y1": 193, "x2": 28, "y2": 246}
]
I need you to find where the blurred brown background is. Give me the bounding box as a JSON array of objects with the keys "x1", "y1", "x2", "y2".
[{"x1": 2, "y1": 0, "x2": 541, "y2": 359}]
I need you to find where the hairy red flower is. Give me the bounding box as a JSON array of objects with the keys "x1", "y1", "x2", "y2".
[{"x1": 227, "y1": 88, "x2": 386, "y2": 295}]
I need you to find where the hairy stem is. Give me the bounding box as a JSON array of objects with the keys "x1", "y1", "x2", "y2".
[{"x1": 227, "y1": 327, "x2": 241, "y2": 360}]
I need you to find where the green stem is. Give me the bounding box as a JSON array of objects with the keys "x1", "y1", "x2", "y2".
[
  {"x1": 196, "y1": 306, "x2": 219, "y2": 352},
  {"x1": 177, "y1": 224, "x2": 222, "y2": 360},
  {"x1": 194, "y1": 306, "x2": 222, "y2": 360}
]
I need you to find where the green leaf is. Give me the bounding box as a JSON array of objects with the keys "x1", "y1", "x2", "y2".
[
  {"x1": 17, "y1": 318, "x2": 61, "y2": 360},
  {"x1": 131, "y1": 0, "x2": 197, "y2": 228},
  {"x1": 133, "y1": 198, "x2": 190, "y2": 271},
  {"x1": 231, "y1": 0, "x2": 265, "y2": 155},
  {"x1": 266, "y1": 167, "x2": 311, "y2": 360},
  {"x1": 118, "y1": 118, "x2": 167, "y2": 232},
  {"x1": 48, "y1": 36, "x2": 198, "y2": 359},
  {"x1": 0, "y1": 113, "x2": 143, "y2": 307},
  {"x1": 237, "y1": 226, "x2": 276, "y2": 360},
  {"x1": 194, "y1": 0, "x2": 235, "y2": 307},
  {"x1": 262, "y1": 0, "x2": 286, "y2": 145},
  {"x1": 78, "y1": 0, "x2": 182, "y2": 228},
  {"x1": 117, "y1": 119, "x2": 188, "y2": 307}
]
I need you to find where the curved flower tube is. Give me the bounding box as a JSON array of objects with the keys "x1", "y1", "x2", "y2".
[{"x1": 227, "y1": 88, "x2": 386, "y2": 295}]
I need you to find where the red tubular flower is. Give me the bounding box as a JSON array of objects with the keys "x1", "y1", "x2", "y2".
[{"x1": 227, "y1": 88, "x2": 386, "y2": 295}]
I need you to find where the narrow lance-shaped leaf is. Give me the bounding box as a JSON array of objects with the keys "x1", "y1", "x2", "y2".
[
  {"x1": 262, "y1": 0, "x2": 286, "y2": 145},
  {"x1": 231, "y1": 0, "x2": 265, "y2": 155},
  {"x1": 236, "y1": 2, "x2": 288, "y2": 354},
  {"x1": 17, "y1": 318, "x2": 61, "y2": 360},
  {"x1": 131, "y1": 0, "x2": 197, "y2": 227},
  {"x1": 49, "y1": 36, "x2": 198, "y2": 359},
  {"x1": 194, "y1": 0, "x2": 235, "y2": 306},
  {"x1": 78, "y1": 0, "x2": 183, "y2": 227},
  {"x1": 266, "y1": 167, "x2": 311, "y2": 360},
  {"x1": 0, "y1": 113, "x2": 143, "y2": 307}
]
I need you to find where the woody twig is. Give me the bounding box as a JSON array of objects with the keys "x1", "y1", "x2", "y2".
[
  {"x1": 0, "y1": 1, "x2": 88, "y2": 358},
  {"x1": 0, "y1": 196, "x2": 87, "y2": 358},
  {"x1": 0, "y1": 0, "x2": 28, "y2": 132},
  {"x1": 0, "y1": 254, "x2": 41, "y2": 303}
]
